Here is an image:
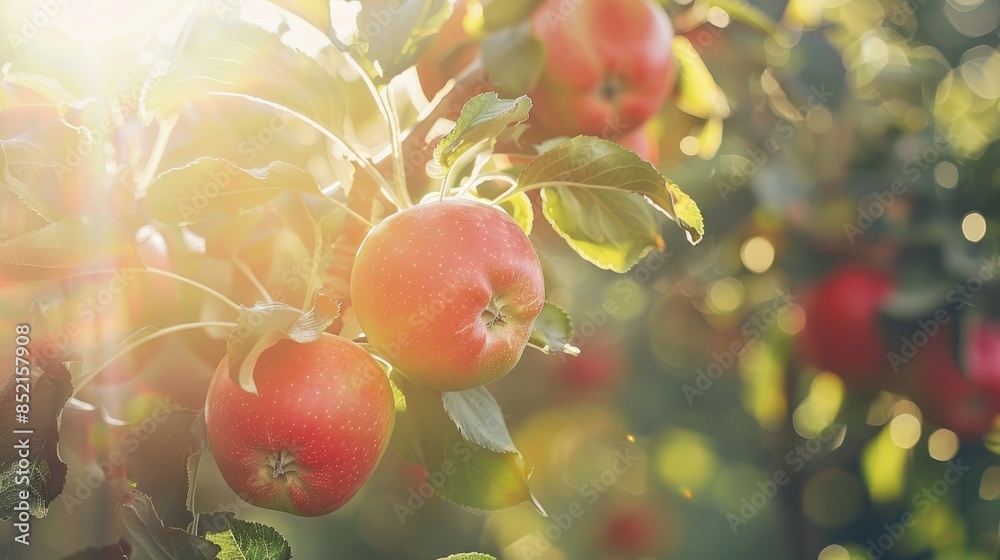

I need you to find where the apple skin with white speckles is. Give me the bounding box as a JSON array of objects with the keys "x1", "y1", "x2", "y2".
[
  {"x1": 205, "y1": 337, "x2": 394, "y2": 517},
  {"x1": 351, "y1": 199, "x2": 545, "y2": 391}
]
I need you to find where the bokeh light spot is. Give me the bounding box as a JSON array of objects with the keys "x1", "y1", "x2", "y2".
[
  {"x1": 707, "y1": 6, "x2": 731, "y2": 28},
  {"x1": 807, "y1": 107, "x2": 833, "y2": 134},
  {"x1": 818, "y1": 544, "x2": 852, "y2": 560},
  {"x1": 934, "y1": 161, "x2": 959, "y2": 188},
  {"x1": 680, "y1": 136, "x2": 700, "y2": 156},
  {"x1": 708, "y1": 277, "x2": 745, "y2": 313},
  {"x1": 889, "y1": 413, "x2": 921, "y2": 449},
  {"x1": 928, "y1": 429, "x2": 959, "y2": 461},
  {"x1": 980, "y1": 466, "x2": 1000, "y2": 499},
  {"x1": 654, "y1": 429, "x2": 718, "y2": 493},
  {"x1": 962, "y1": 212, "x2": 987, "y2": 242},
  {"x1": 741, "y1": 237, "x2": 776, "y2": 274}
]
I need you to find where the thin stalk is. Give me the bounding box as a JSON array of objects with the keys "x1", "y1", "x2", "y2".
[
  {"x1": 483, "y1": 176, "x2": 521, "y2": 206},
  {"x1": 146, "y1": 267, "x2": 243, "y2": 313},
  {"x1": 382, "y1": 88, "x2": 412, "y2": 208},
  {"x1": 233, "y1": 258, "x2": 273, "y2": 303},
  {"x1": 301, "y1": 196, "x2": 324, "y2": 310},
  {"x1": 188, "y1": 457, "x2": 201, "y2": 534},
  {"x1": 204, "y1": 92, "x2": 398, "y2": 206},
  {"x1": 439, "y1": 140, "x2": 491, "y2": 201},
  {"x1": 57, "y1": 268, "x2": 242, "y2": 313},
  {"x1": 72, "y1": 321, "x2": 238, "y2": 393},
  {"x1": 134, "y1": 112, "x2": 180, "y2": 193}
]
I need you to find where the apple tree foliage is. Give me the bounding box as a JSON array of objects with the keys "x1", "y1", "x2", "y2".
[{"x1": 0, "y1": 0, "x2": 712, "y2": 556}]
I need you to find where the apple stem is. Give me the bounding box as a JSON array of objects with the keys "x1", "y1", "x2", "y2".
[
  {"x1": 382, "y1": 87, "x2": 413, "y2": 209},
  {"x1": 301, "y1": 196, "x2": 325, "y2": 310},
  {"x1": 71, "y1": 321, "x2": 239, "y2": 396},
  {"x1": 271, "y1": 450, "x2": 298, "y2": 479},
  {"x1": 440, "y1": 138, "x2": 494, "y2": 201},
  {"x1": 233, "y1": 257, "x2": 274, "y2": 303},
  {"x1": 187, "y1": 456, "x2": 201, "y2": 535}
]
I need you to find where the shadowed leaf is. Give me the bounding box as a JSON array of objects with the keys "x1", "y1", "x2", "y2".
[
  {"x1": 125, "y1": 406, "x2": 207, "y2": 529},
  {"x1": 355, "y1": 0, "x2": 454, "y2": 84},
  {"x1": 528, "y1": 302, "x2": 577, "y2": 355},
  {"x1": 0, "y1": 360, "x2": 72, "y2": 519},
  {"x1": 390, "y1": 373, "x2": 534, "y2": 511},
  {"x1": 120, "y1": 491, "x2": 220, "y2": 560}
]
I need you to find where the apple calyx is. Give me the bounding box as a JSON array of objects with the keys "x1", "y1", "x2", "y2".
[
  {"x1": 600, "y1": 75, "x2": 623, "y2": 102},
  {"x1": 267, "y1": 450, "x2": 299, "y2": 479},
  {"x1": 481, "y1": 299, "x2": 509, "y2": 328}
]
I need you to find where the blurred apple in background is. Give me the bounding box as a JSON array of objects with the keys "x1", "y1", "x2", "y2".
[
  {"x1": 415, "y1": 0, "x2": 479, "y2": 103},
  {"x1": 557, "y1": 334, "x2": 628, "y2": 394},
  {"x1": 528, "y1": 0, "x2": 676, "y2": 138},
  {"x1": 964, "y1": 314, "x2": 1000, "y2": 398},
  {"x1": 600, "y1": 501, "x2": 672, "y2": 557},
  {"x1": 797, "y1": 265, "x2": 895, "y2": 388},
  {"x1": 914, "y1": 327, "x2": 1000, "y2": 439}
]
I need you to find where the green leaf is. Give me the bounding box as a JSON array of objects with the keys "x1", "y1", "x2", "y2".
[
  {"x1": 0, "y1": 361, "x2": 73, "y2": 519},
  {"x1": 355, "y1": 0, "x2": 454, "y2": 84},
  {"x1": 0, "y1": 216, "x2": 143, "y2": 283},
  {"x1": 144, "y1": 23, "x2": 343, "y2": 133},
  {"x1": 439, "y1": 554, "x2": 498, "y2": 560},
  {"x1": 499, "y1": 191, "x2": 534, "y2": 235},
  {"x1": 481, "y1": 23, "x2": 545, "y2": 97},
  {"x1": 0, "y1": 105, "x2": 98, "y2": 220},
  {"x1": 124, "y1": 406, "x2": 207, "y2": 530},
  {"x1": 540, "y1": 187, "x2": 663, "y2": 273},
  {"x1": 226, "y1": 294, "x2": 342, "y2": 393},
  {"x1": 528, "y1": 302, "x2": 577, "y2": 355},
  {"x1": 205, "y1": 518, "x2": 293, "y2": 560},
  {"x1": 672, "y1": 36, "x2": 729, "y2": 120},
  {"x1": 442, "y1": 388, "x2": 519, "y2": 453},
  {"x1": 480, "y1": 0, "x2": 541, "y2": 29},
  {"x1": 519, "y1": 136, "x2": 704, "y2": 250},
  {"x1": 390, "y1": 373, "x2": 534, "y2": 511},
  {"x1": 120, "y1": 491, "x2": 221, "y2": 560},
  {"x1": 434, "y1": 93, "x2": 532, "y2": 174},
  {"x1": 268, "y1": 0, "x2": 331, "y2": 34},
  {"x1": 145, "y1": 159, "x2": 322, "y2": 226}
]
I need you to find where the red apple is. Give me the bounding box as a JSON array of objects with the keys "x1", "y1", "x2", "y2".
[
  {"x1": 351, "y1": 199, "x2": 545, "y2": 391},
  {"x1": 205, "y1": 337, "x2": 394, "y2": 516},
  {"x1": 797, "y1": 265, "x2": 894, "y2": 386},
  {"x1": 602, "y1": 502, "x2": 670, "y2": 556},
  {"x1": 557, "y1": 335, "x2": 627, "y2": 392},
  {"x1": 964, "y1": 315, "x2": 1000, "y2": 398},
  {"x1": 528, "y1": 0, "x2": 676, "y2": 138},
  {"x1": 415, "y1": 0, "x2": 480, "y2": 101},
  {"x1": 916, "y1": 328, "x2": 1000, "y2": 439}
]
